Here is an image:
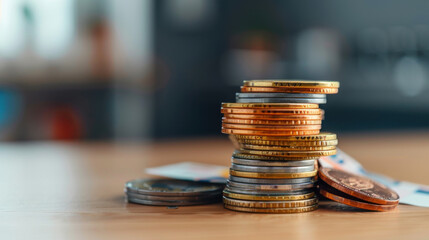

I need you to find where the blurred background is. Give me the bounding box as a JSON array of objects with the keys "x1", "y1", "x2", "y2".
[{"x1": 1, "y1": 0, "x2": 429, "y2": 141}]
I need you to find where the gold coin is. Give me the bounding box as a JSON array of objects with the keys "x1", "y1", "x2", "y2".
[
  {"x1": 223, "y1": 190, "x2": 315, "y2": 201},
  {"x1": 223, "y1": 196, "x2": 318, "y2": 208},
  {"x1": 222, "y1": 118, "x2": 322, "y2": 125},
  {"x1": 231, "y1": 132, "x2": 337, "y2": 141},
  {"x1": 221, "y1": 108, "x2": 322, "y2": 115},
  {"x1": 222, "y1": 123, "x2": 321, "y2": 130},
  {"x1": 230, "y1": 169, "x2": 318, "y2": 179},
  {"x1": 221, "y1": 128, "x2": 320, "y2": 136},
  {"x1": 238, "y1": 149, "x2": 337, "y2": 157},
  {"x1": 240, "y1": 144, "x2": 336, "y2": 151},
  {"x1": 232, "y1": 152, "x2": 317, "y2": 161},
  {"x1": 243, "y1": 80, "x2": 339, "y2": 88},
  {"x1": 241, "y1": 86, "x2": 338, "y2": 94},
  {"x1": 221, "y1": 103, "x2": 319, "y2": 109},
  {"x1": 232, "y1": 137, "x2": 338, "y2": 147},
  {"x1": 224, "y1": 204, "x2": 318, "y2": 213},
  {"x1": 223, "y1": 113, "x2": 323, "y2": 120}
]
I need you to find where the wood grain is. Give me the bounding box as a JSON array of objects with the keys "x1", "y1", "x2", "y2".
[{"x1": 1, "y1": 132, "x2": 429, "y2": 240}]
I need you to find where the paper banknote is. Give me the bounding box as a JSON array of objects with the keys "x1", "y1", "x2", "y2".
[
  {"x1": 318, "y1": 149, "x2": 429, "y2": 207},
  {"x1": 146, "y1": 162, "x2": 229, "y2": 183}
]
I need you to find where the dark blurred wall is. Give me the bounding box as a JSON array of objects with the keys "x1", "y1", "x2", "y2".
[
  {"x1": 152, "y1": 0, "x2": 429, "y2": 139},
  {"x1": 1, "y1": 0, "x2": 428, "y2": 140}
]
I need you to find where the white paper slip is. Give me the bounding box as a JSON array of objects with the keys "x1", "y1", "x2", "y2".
[
  {"x1": 146, "y1": 162, "x2": 229, "y2": 183},
  {"x1": 319, "y1": 149, "x2": 429, "y2": 207}
]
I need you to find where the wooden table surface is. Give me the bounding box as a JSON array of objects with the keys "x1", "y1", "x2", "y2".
[{"x1": 1, "y1": 131, "x2": 429, "y2": 240}]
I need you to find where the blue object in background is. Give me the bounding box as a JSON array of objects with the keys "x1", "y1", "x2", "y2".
[{"x1": 0, "y1": 89, "x2": 21, "y2": 130}]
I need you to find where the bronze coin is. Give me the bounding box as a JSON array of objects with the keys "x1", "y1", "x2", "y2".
[
  {"x1": 221, "y1": 123, "x2": 321, "y2": 130},
  {"x1": 222, "y1": 117, "x2": 322, "y2": 125},
  {"x1": 221, "y1": 108, "x2": 322, "y2": 115},
  {"x1": 231, "y1": 132, "x2": 337, "y2": 141},
  {"x1": 241, "y1": 86, "x2": 339, "y2": 94},
  {"x1": 243, "y1": 80, "x2": 340, "y2": 88},
  {"x1": 221, "y1": 128, "x2": 320, "y2": 136},
  {"x1": 232, "y1": 152, "x2": 317, "y2": 161},
  {"x1": 232, "y1": 138, "x2": 338, "y2": 147},
  {"x1": 223, "y1": 113, "x2": 323, "y2": 120},
  {"x1": 238, "y1": 149, "x2": 337, "y2": 158},
  {"x1": 221, "y1": 103, "x2": 319, "y2": 109},
  {"x1": 318, "y1": 168, "x2": 400, "y2": 205},
  {"x1": 239, "y1": 144, "x2": 336, "y2": 151},
  {"x1": 318, "y1": 181, "x2": 397, "y2": 211}
]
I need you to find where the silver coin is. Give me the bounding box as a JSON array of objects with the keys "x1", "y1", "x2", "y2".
[
  {"x1": 232, "y1": 157, "x2": 316, "y2": 167},
  {"x1": 236, "y1": 98, "x2": 326, "y2": 104},
  {"x1": 225, "y1": 186, "x2": 314, "y2": 195},
  {"x1": 227, "y1": 180, "x2": 315, "y2": 191},
  {"x1": 125, "y1": 179, "x2": 224, "y2": 197},
  {"x1": 229, "y1": 176, "x2": 315, "y2": 184},
  {"x1": 127, "y1": 197, "x2": 220, "y2": 206},
  {"x1": 125, "y1": 191, "x2": 222, "y2": 202},
  {"x1": 231, "y1": 163, "x2": 315, "y2": 173},
  {"x1": 236, "y1": 93, "x2": 326, "y2": 98}
]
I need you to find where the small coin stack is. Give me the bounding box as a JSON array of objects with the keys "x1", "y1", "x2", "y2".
[
  {"x1": 318, "y1": 168, "x2": 399, "y2": 211},
  {"x1": 221, "y1": 80, "x2": 339, "y2": 213},
  {"x1": 125, "y1": 179, "x2": 223, "y2": 206}
]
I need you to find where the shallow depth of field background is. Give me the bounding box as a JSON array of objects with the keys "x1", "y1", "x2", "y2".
[{"x1": 0, "y1": 0, "x2": 428, "y2": 141}]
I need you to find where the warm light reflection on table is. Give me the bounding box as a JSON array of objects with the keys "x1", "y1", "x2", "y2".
[{"x1": 1, "y1": 131, "x2": 429, "y2": 240}]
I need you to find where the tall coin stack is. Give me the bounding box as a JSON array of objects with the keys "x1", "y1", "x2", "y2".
[{"x1": 221, "y1": 80, "x2": 339, "y2": 213}]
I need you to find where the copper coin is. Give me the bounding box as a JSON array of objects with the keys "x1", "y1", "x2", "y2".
[
  {"x1": 240, "y1": 144, "x2": 336, "y2": 151},
  {"x1": 238, "y1": 149, "x2": 336, "y2": 158},
  {"x1": 221, "y1": 128, "x2": 320, "y2": 136},
  {"x1": 230, "y1": 169, "x2": 318, "y2": 179},
  {"x1": 243, "y1": 80, "x2": 339, "y2": 88},
  {"x1": 241, "y1": 86, "x2": 339, "y2": 94},
  {"x1": 221, "y1": 108, "x2": 322, "y2": 115},
  {"x1": 232, "y1": 152, "x2": 317, "y2": 161},
  {"x1": 318, "y1": 168, "x2": 400, "y2": 205},
  {"x1": 221, "y1": 103, "x2": 319, "y2": 109},
  {"x1": 233, "y1": 138, "x2": 338, "y2": 147},
  {"x1": 318, "y1": 181, "x2": 397, "y2": 211},
  {"x1": 221, "y1": 123, "x2": 321, "y2": 130},
  {"x1": 231, "y1": 132, "x2": 337, "y2": 141},
  {"x1": 223, "y1": 113, "x2": 323, "y2": 120},
  {"x1": 222, "y1": 118, "x2": 322, "y2": 125}
]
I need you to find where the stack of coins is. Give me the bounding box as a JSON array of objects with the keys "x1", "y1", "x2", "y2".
[
  {"x1": 318, "y1": 168, "x2": 399, "y2": 211},
  {"x1": 221, "y1": 80, "x2": 339, "y2": 213},
  {"x1": 125, "y1": 179, "x2": 224, "y2": 206}
]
